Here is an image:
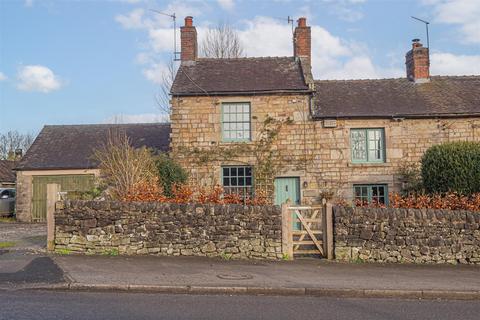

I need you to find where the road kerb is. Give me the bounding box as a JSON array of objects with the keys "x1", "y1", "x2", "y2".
[
  {"x1": 421, "y1": 290, "x2": 480, "y2": 300},
  {"x1": 128, "y1": 284, "x2": 190, "y2": 293},
  {"x1": 189, "y1": 286, "x2": 248, "y2": 295},
  {"x1": 17, "y1": 282, "x2": 480, "y2": 300},
  {"x1": 246, "y1": 287, "x2": 306, "y2": 296}
]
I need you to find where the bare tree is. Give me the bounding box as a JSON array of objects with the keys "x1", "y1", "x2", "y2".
[
  {"x1": 0, "y1": 131, "x2": 34, "y2": 160},
  {"x1": 155, "y1": 60, "x2": 178, "y2": 117},
  {"x1": 201, "y1": 22, "x2": 245, "y2": 58},
  {"x1": 93, "y1": 130, "x2": 157, "y2": 200}
]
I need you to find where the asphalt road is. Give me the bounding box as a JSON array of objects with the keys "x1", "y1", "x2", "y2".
[{"x1": 1, "y1": 290, "x2": 480, "y2": 320}]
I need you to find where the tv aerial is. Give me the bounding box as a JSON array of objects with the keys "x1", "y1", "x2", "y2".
[{"x1": 150, "y1": 9, "x2": 181, "y2": 61}]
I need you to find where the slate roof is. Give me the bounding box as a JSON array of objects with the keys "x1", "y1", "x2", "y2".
[
  {"x1": 313, "y1": 76, "x2": 480, "y2": 118},
  {"x1": 171, "y1": 57, "x2": 310, "y2": 96},
  {"x1": 0, "y1": 160, "x2": 15, "y2": 183},
  {"x1": 16, "y1": 123, "x2": 171, "y2": 171}
]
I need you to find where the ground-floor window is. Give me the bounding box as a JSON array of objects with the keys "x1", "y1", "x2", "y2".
[
  {"x1": 222, "y1": 166, "x2": 253, "y2": 198},
  {"x1": 353, "y1": 184, "x2": 388, "y2": 206}
]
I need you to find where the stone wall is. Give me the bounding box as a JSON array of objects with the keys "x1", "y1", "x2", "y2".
[
  {"x1": 15, "y1": 171, "x2": 32, "y2": 222},
  {"x1": 170, "y1": 94, "x2": 480, "y2": 205},
  {"x1": 334, "y1": 206, "x2": 480, "y2": 264},
  {"x1": 54, "y1": 200, "x2": 283, "y2": 259}
]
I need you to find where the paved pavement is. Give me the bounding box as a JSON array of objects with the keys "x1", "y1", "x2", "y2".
[
  {"x1": 1, "y1": 290, "x2": 480, "y2": 320},
  {"x1": 0, "y1": 222, "x2": 46, "y2": 253},
  {"x1": 0, "y1": 222, "x2": 63, "y2": 288},
  {"x1": 53, "y1": 254, "x2": 480, "y2": 298}
]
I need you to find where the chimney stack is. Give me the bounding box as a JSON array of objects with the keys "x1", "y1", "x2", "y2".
[
  {"x1": 180, "y1": 16, "x2": 197, "y2": 63},
  {"x1": 293, "y1": 17, "x2": 311, "y2": 65},
  {"x1": 405, "y1": 39, "x2": 430, "y2": 83}
]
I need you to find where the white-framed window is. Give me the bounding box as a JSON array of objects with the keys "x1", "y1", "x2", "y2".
[
  {"x1": 351, "y1": 128, "x2": 385, "y2": 163},
  {"x1": 222, "y1": 102, "x2": 251, "y2": 142}
]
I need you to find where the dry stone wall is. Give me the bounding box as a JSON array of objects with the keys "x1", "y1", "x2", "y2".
[
  {"x1": 54, "y1": 200, "x2": 283, "y2": 259},
  {"x1": 334, "y1": 206, "x2": 480, "y2": 264}
]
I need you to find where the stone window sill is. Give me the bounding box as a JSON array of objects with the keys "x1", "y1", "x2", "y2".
[{"x1": 348, "y1": 162, "x2": 389, "y2": 168}]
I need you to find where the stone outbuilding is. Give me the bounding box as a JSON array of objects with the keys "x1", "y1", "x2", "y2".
[{"x1": 15, "y1": 123, "x2": 170, "y2": 222}]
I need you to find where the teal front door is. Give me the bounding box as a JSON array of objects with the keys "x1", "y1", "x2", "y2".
[{"x1": 274, "y1": 177, "x2": 301, "y2": 230}]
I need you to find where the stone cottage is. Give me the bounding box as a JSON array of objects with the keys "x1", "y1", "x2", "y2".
[
  {"x1": 15, "y1": 123, "x2": 170, "y2": 222},
  {"x1": 170, "y1": 16, "x2": 480, "y2": 206}
]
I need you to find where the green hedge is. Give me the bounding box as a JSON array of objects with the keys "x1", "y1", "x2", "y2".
[
  {"x1": 421, "y1": 141, "x2": 480, "y2": 195},
  {"x1": 155, "y1": 154, "x2": 188, "y2": 197}
]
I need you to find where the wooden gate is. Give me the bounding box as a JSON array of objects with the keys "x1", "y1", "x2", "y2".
[
  {"x1": 32, "y1": 175, "x2": 94, "y2": 222},
  {"x1": 281, "y1": 203, "x2": 333, "y2": 259}
]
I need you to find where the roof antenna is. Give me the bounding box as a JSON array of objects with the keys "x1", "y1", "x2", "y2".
[
  {"x1": 150, "y1": 9, "x2": 180, "y2": 61},
  {"x1": 411, "y1": 16, "x2": 430, "y2": 50},
  {"x1": 287, "y1": 16, "x2": 294, "y2": 35}
]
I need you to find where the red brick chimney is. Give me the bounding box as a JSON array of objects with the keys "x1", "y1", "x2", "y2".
[
  {"x1": 405, "y1": 39, "x2": 430, "y2": 83},
  {"x1": 293, "y1": 17, "x2": 311, "y2": 65},
  {"x1": 180, "y1": 16, "x2": 197, "y2": 63}
]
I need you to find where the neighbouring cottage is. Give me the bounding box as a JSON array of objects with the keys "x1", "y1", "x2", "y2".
[
  {"x1": 0, "y1": 160, "x2": 16, "y2": 188},
  {"x1": 170, "y1": 16, "x2": 480, "y2": 206},
  {"x1": 15, "y1": 123, "x2": 170, "y2": 222}
]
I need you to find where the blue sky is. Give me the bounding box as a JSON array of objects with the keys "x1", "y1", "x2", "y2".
[{"x1": 1, "y1": 0, "x2": 479, "y2": 135}]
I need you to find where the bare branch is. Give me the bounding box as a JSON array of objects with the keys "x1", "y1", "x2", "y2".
[
  {"x1": 0, "y1": 131, "x2": 34, "y2": 160},
  {"x1": 200, "y1": 22, "x2": 245, "y2": 59},
  {"x1": 155, "y1": 60, "x2": 178, "y2": 117}
]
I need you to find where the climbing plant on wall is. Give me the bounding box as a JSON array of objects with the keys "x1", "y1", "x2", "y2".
[{"x1": 174, "y1": 114, "x2": 312, "y2": 203}]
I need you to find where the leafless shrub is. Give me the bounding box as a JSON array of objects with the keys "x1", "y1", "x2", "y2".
[{"x1": 93, "y1": 130, "x2": 157, "y2": 200}]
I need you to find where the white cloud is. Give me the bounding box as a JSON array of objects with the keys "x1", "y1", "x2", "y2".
[
  {"x1": 142, "y1": 62, "x2": 170, "y2": 85},
  {"x1": 427, "y1": 0, "x2": 480, "y2": 43},
  {"x1": 217, "y1": 0, "x2": 235, "y2": 11},
  {"x1": 431, "y1": 52, "x2": 480, "y2": 75},
  {"x1": 237, "y1": 16, "x2": 401, "y2": 79},
  {"x1": 105, "y1": 113, "x2": 170, "y2": 124},
  {"x1": 322, "y1": 0, "x2": 365, "y2": 22},
  {"x1": 24, "y1": 0, "x2": 33, "y2": 7},
  {"x1": 16, "y1": 65, "x2": 63, "y2": 93},
  {"x1": 115, "y1": 8, "x2": 151, "y2": 30},
  {"x1": 0, "y1": 72, "x2": 7, "y2": 81}
]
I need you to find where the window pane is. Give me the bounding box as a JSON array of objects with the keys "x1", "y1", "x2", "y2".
[
  {"x1": 351, "y1": 130, "x2": 367, "y2": 161},
  {"x1": 222, "y1": 103, "x2": 251, "y2": 141},
  {"x1": 352, "y1": 128, "x2": 385, "y2": 163},
  {"x1": 222, "y1": 166, "x2": 253, "y2": 200}
]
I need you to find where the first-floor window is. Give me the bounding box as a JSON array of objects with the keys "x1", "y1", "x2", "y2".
[
  {"x1": 222, "y1": 166, "x2": 253, "y2": 198},
  {"x1": 353, "y1": 184, "x2": 388, "y2": 205},
  {"x1": 351, "y1": 128, "x2": 385, "y2": 163}
]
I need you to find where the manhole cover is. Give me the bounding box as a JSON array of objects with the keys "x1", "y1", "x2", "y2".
[{"x1": 217, "y1": 274, "x2": 253, "y2": 280}]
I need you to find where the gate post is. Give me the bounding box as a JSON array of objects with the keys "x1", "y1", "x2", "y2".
[
  {"x1": 281, "y1": 202, "x2": 293, "y2": 259},
  {"x1": 325, "y1": 203, "x2": 334, "y2": 260},
  {"x1": 46, "y1": 183, "x2": 60, "y2": 252}
]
